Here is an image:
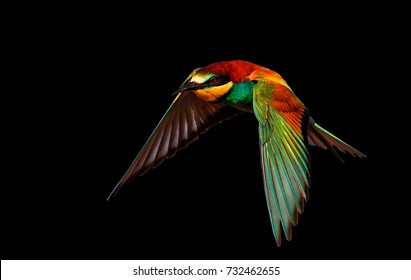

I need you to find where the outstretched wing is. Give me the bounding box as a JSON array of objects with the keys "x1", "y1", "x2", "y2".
[
  {"x1": 253, "y1": 78, "x2": 311, "y2": 247},
  {"x1": 108, "y1": 91, "x2": 242, "y2": 200}
]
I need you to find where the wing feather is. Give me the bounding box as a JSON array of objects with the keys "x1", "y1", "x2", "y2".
[
  {"x1": 107, "y1": 91, "x2": 242, "y2": 200},
  {"x1": 269, "y1": 127, "x2": 298, "y2": 226},
  {"x1": 154, "y1": 117, "x2": 173, "y2": 167},
  {"x1": 253, "y1": 79, "x2": 311, "y2": 246},
  {"x1": 307, "y1": 118, "x2": 366, "y2": 161},
  {"x1": 261, "y1": 146, "x2": 283, "y2": 246}
]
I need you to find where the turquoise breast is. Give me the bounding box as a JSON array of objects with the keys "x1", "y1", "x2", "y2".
[{"x1": 221, "y1": 81, "x2": 255, "y2": 112}]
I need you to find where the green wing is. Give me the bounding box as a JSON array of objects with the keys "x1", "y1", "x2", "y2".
[{"x1": 253, "y1": 79, "x2": 311, "y2": 246}]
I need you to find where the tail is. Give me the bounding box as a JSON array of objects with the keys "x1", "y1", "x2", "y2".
[{"x1": 307, "y1": 117, "x2": 366, "y2": 162}]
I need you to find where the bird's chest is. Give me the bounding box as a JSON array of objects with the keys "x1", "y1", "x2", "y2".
[{"x1": 220, "y1": 81, "x2": 254, "y2": 112}]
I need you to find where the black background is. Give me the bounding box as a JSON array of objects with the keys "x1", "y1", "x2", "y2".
[{"x1": 3, "y1": 5, "x2": 409, "y2": 260}]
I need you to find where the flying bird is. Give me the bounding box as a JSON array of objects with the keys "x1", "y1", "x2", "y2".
[{"x1": 108, "y1": 60, "x2": 366, "y2": 246}]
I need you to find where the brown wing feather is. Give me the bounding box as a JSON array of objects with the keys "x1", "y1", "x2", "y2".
[
  {"x1": 107, "y1": 91, "x2": 242, "y2": 200},
  {"x1": 307, "y1": 118, "x2": 366, "y2": 161}
]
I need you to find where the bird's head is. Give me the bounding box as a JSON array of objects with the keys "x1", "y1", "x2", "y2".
[{"x1": 174, "y1": 60, "x2": 262, "y2": 102}]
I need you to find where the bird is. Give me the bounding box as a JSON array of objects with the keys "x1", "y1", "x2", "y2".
[{"x1": 107, "y1": 60, "x2": 366, "y2": 246}]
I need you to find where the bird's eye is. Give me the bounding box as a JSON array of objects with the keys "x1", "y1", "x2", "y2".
[{"x1": 208, "y1": 77, "x2": 217, "y2": 85}]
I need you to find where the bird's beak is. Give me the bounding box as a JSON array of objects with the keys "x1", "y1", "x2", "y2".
[{"x1": 172, "y1": 82, "x2": 201, "y2": 96}]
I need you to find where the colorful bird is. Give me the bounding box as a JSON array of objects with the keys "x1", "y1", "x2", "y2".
[{"x1": 108, "y1": 60, "x2": 366, "y2": 246}]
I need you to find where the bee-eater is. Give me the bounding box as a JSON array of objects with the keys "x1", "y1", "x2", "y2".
[{"x1": 108, "y1": 60, "x2": 366, "y2": 246}]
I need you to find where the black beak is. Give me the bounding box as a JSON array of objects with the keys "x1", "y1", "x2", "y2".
[{"x1": 172, "y1": 82, "x2": 202, "y2": 96}]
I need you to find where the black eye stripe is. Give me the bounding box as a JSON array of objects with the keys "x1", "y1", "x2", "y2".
[{"x1": 205, "y1": 75, "x2": 230, "y2": 87}]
